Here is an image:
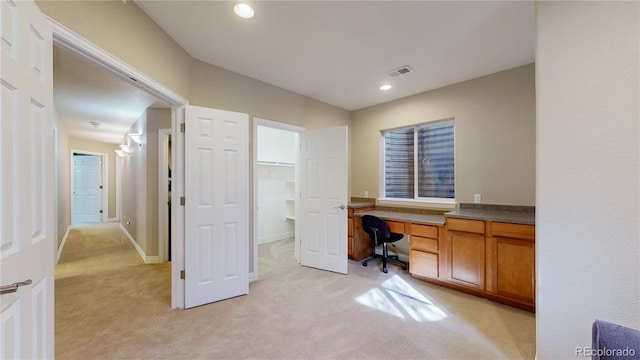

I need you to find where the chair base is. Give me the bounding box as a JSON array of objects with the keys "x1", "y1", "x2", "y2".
[{"x1": 361, "y1": 243, "x2": 408, "y2": 273}]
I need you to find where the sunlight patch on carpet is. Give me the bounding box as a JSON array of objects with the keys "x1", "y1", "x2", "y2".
[{"x1": 355, "y1": 275, "x2": 447, "y2": 322}]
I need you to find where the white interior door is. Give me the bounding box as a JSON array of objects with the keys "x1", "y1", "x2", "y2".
[
  {"x1": 0, "y1": 0, "x2": 54, "y2": 358},
  {"x1": 72, "y1": 154, "x2": 102, "y2": 224},
  {"x1": 184, "y1": 105, "x2": 249, "y2": 308},
  {"x1": 300, "y1": 126, "x2": 348, "y2": 274}
]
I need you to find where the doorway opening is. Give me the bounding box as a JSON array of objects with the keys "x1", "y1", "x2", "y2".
[
  {"x1": 253, "y1": 118, "x2": 303, "y2": 281},
  {"x1": 52, "y1": 21, "x2": 188, "y2": 308},
  {"x1": 159, "y1": 129, "x2": 172, "y2": 262},
  {"x1": 71, "y1": 151, "x2": 107, "y2": 225}
]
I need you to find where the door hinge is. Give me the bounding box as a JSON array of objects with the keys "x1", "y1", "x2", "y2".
[
  {"x1": 180, "y1": 270, "x2": 185, "y2": 279},
  {"x1": 180, "y1": 123, "x2": 185, "y2": 133},
  {"x1": 180, "y1": 197, "x2": 185, "y2": 206}
]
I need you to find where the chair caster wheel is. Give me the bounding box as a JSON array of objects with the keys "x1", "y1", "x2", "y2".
[
  {"x1": 383, "y1": 268, "x2": 388, "y2": 273},
  {"x1": 402, "y1": 266, "x2": 407, "y2": 271},
  {"x1": 362, "y1": 262, "x2": 367, "y2": 267}
]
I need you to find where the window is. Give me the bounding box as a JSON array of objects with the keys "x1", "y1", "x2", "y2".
[{"x1": 382, "y1": 120, "x2": 455, "y2": 202}]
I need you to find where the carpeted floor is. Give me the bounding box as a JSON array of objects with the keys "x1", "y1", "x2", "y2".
[{"x1": 55, "y1": 223, "x2": 535, "y2": 359}]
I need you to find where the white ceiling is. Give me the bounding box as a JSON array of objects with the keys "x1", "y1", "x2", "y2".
[
  {"x1": 135, "y1": 0, "x2": 535, "y2": 111},
  {"x1": 53, "y1": 46, "x2": 169, "y2": 144},
  {"x1": 54, "y1": 1, "x2": 535, "y2": 144}
]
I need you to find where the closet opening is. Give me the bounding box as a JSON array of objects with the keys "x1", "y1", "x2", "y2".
[{"x1": 253, "y1": 119, "x2": 302, "y2": 280}]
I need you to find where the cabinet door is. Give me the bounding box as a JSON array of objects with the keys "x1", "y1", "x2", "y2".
[
  {"x1": 490, "y1": 237, "x2": 535, "y2": 304},
  {"x1": 447, "y1": 230, "x2": 485, "y2": 289}
]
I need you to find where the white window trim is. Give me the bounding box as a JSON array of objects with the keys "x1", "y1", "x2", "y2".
[{"x1": 377, "y1": 197, "x2": 456, "y2": 209}]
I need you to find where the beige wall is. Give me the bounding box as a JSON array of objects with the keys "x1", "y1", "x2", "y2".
[
  {"x1": 145, "y1": 108, "x2": 172, "y2": 256},
  {"x1": 351, "y1": 64, "x2": 536, "y2": 206},
  {"x1": 120, "y1": 109, "x2": 171, "y2": 258},
  {"x1": 536, "y1": 2, "x2": 639, "y2": 357},
  {"x1": 55, "y1": 112, "x2": 71, "y2": 248},
  {"x1": 120, "y1": 112, "x2": 147, "y2": 255},
  {"x1": 188, "y1": 58, "x2": 351, "y2": 128},
  {"x1": 68, "y1": 136, "x2": 119, "y2": 219},
  {"x1": 37, "y1": 0, "x2": 191, "y2": 99}
]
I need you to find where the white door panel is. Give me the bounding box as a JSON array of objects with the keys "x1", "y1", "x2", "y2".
[
  {"x1": 0, "y1": 0, "x2": 54, "y2": 358},
  {"x1": 72, "y1": 155, "x2": 102, "y2": 224},
  {"x1": 300, "y1": 126, "x2": 348, "y2": 274},
  {"x1": 184, "y1": 105, "x2": 249, "y2": 308}
]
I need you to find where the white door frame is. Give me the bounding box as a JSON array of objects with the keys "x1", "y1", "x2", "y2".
[
  {"x1": 158, "y1": 128, "x2": 171, "y2": 262},
  {"x1": 70, "y1": 150, "x2": 108, "y2": 224},
  {"x1": 252, "y1": 118, "x2": 303, "y2": 281},
  {"x1": 49, "y1": 18, "x2": 189, "y2": 308}
]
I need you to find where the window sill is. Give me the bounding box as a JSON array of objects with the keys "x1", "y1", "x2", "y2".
[{"x1": 377, "y1": 198, "x2": 456, "y2": 210}]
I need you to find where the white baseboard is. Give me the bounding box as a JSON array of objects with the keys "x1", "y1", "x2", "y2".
[
  {"x1": 56, "y1": 225, "x2": 73, "y2": 264},
  {"x1": 145, "y1": 256, "x2": 163, "y2": 264},
  {"x1": 249, "y1": 272, "x2": 256, "y2": 282},
  {"x1": 258, "y1": 232, "x2": 294, "y2": 244},
  {"x1": 119, "y1": 224, "x2": 147, "y2": 263},
  {"x1": 119, "y1": 224, "x2": 165, "y2": 264},
  {"x1": 107, "y1": 217, "x2": 119, "y2": 223}
]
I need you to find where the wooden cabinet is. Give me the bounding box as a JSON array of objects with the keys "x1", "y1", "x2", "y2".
[
  {"x1": 445, "y1": 218, "x2": 485, "y2": 290},
  {"x1": 486, "y1": 222, "x2": 536, "y2": 308},
  {"x1": 442, "y1": 218, "x2": 535, "y2": 311},
  {"x1": 409, "y1": 224, "x2": 441, "y2": 279},
  {"x1": 348, "y1": 206, "x2": 374, "y2": 260}
]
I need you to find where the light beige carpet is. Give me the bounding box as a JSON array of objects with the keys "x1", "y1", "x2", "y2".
[{"x1": 55, "y1": 224, "x2": 535, "y2": 359}]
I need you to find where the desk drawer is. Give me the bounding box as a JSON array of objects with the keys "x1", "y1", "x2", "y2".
[
  {"x1": 387, "y1": 220, "x2": 407, "y2": 234},
  {"x1": 411, "y1": 224, "x2": 438, "y2": 238},
  {"x1": 411, "y1": 236, "x2": 438, "y2": 252},
  {"x1": 447, "y1": 218, "x2": 485, "y2": 234},
  {"x1": 410, "y1": 250, "x2": 439, "y2": 278}
]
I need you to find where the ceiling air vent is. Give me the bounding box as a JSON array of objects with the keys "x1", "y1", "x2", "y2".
[{"x1": 387, "y1": 66, "x2": 413, "y2": 78}]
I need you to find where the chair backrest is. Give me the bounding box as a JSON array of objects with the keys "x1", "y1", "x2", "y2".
[{"x1": 362, "y1": 215, "x2": 391, "y2": 244}]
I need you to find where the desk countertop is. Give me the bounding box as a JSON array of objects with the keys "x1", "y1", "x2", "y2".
[
  {"x1": 444, "y1": 203, "x2": 535, "y2": 225},
  {"x1": 353, "y1": 210, "x2": 446, "y2": 226}
]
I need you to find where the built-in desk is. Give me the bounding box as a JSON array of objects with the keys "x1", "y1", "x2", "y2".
[
  {"x1": 351, "y1": 211, "x2": 445, "y2": 273},
  {"x1": 352, "y1": 205, "x2": 536, "y2": 312}
]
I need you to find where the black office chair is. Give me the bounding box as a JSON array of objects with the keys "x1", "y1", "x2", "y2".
[{"x1": 361, "y1": 215, "x2": 408, "y2": 273}]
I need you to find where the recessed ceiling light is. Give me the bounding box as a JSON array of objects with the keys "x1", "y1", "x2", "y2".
[
  {"x1": 234, "y1": 3, "x2": 254, "y2": 19},
  {"x1": 379, "y1": 84, "x2": 392, "y2": 91}
]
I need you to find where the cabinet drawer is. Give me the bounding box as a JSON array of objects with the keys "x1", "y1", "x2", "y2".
[
  {"x1": 447, "y1": 218, "x2": 485, "y2": 234},
  {"x1": 410, "y1": 250, "x2": 439, "y2": 278},
  {"x1": 490, "y1": 222, "x2": 535, "y2": 241},
  {"x1": 387, "y1": 220, "x2": 407, "y2": 234},
  {"x1": 411, "y1": 236, "x2": 438, "y2": 253},
  {"x1": 411, "y1": 223, "x2": 438, "y2": 239}
]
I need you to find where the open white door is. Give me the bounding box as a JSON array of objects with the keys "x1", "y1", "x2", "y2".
[
  {"x1": 184, "y1": 105, "x2": 249, "y2": 308},
  {"x1": 300, "y1": 126, "x2": 348, "y2": 274},
  {"x1": 0, "y1": 0, "x2": 55, "y2": 358}
]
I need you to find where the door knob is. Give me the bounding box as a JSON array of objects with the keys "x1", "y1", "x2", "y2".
[{"x1": 335, "y1": 204, "x2": 346, "y2": 210}]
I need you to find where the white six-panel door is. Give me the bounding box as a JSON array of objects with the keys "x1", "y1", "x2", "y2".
[
  {"x1": 300, "y1": 126, "x2": 348, "y2": 274},
  {"x1": 72, "y1": 154, "x2": 102, "y2": 224},
  {"x1": 184, "y1": 105, "x2": 249, "y2": 308},
  {"x1": 0, "y1": 0, "x2": 54, "y2": 358}
]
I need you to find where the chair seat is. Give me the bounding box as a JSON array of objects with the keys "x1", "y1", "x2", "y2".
[{"x1": 381, "y1": 232, "x2": 404, "y2": 243}]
